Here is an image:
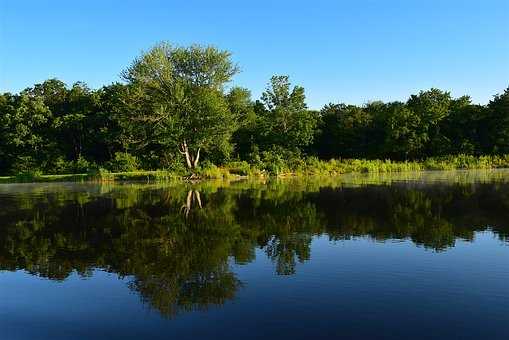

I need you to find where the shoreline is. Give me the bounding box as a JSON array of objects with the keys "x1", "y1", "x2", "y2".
[{"x1": 2, "y1": 155, "x2": 509, "y2": 184}]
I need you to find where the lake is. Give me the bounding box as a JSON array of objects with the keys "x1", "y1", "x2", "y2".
[{"x1": 1, "y1": 170, "x2": 508, "y2": 339}]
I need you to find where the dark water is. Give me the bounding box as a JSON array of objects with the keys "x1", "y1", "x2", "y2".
[{"x1": 1, "y1": 170, "x2": 509, "y2": 339}]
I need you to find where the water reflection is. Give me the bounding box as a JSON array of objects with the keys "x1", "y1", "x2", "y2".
[{"x1": 0, "y1": 171, "x2": 508, "y2": 318}]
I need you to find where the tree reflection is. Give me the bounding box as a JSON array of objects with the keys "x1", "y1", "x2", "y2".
[{"x1": 0, "y1": 179, "x2": 508, "y2": 316}]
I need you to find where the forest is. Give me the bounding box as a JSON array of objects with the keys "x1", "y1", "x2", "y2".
[{"x1": 1, "y1": 42, "x2": 509, "y2": 177}]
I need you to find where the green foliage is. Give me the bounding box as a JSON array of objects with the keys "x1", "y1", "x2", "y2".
[
  {"x1": 120, "y1": 42, "x2": 238, "y2": 169},
  {"x1": 315, "y1": 103, "x2": 375, "y2": 159},
  {"x1": 487, "y1": 87, "x2": 509, "y2": 153},
  {"x1": 228, "y1": 87, "x2": 257, "y2": 159},
  {"x1": 197, "y1": 162, "x2": 233, "y2": 179},
  {"x1": 106, "y1": 152, "x2": 139, "y2": 172},
  {"x1": 383, "y1": 103, "x2": 428, "y2": 159},
  {"x1": 52, "y1": 156, "x2": 96, "y2": 174},
  {"x1": 441, "y1": 100, "x2": 487, "y2": 155},
  {"x1": 14, "y1": 169, "x2": 44, "y2": 182},
  {"x1": 232, "y1": 154, "x2": 509, "y2": 177},
  {"x1": 86, "y1": 167, "x2": 114, "y2": 181},
  {"x1": 10, "y1": 156, "x2": 39, "y2": 175},
  {"x1": 0, "y1": 92, "x2": 53, "y2": 174},
  {"x1": 256, "y1": 75, "x2": 317, "y2": 152},
  {"x1": 0, "y1": 41, "x2": 508, "y2": 178},
  {"x1": 225, "y1": 161, "x2": 252, "y2": 176}
]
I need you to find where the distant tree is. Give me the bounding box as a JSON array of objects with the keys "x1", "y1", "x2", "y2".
[
  {"x1": 257, "y1": 75, "x2": 317, "y2": 152},
  {"x1": 25, "y1": 79, "x2": 112, "y2": 167},
  {"x1": 226, "y1": 87, "x2": 257, "y2": 159},
  {"x1": 52, "y1": 82, "x2": 100, "y2": 161},
  {"x1": 314, "y1": 103, "x2": 373, "y2": 159},
  {"x1": 0, "y1": 93, "x2": 16, "y2": 173},
  {"x1": 441, "y1": 96, "x2": 488, "y2": 155},
  {"x1": 363, "y1": 101, "x2": 390, "y2": 157},
  {"x1": 0, "y1": 91, "x2": 53, "y2": 173},
  {"x1": 487, "y1": 87, "x2": 509, "y2": 154},
  {"x1": 407, "y1": 88, "x2": 452, "y2": 156},
  {"x1": 94, "y1": 83, "x2": 130, "y2": 161},
  {"x1": 30, "y1": 79, "x2": 68, "y2": 117},
  {"x1": 121, "y1": 42, "x2": 239, "y2": 169},
  {"x1": 383, "y1": 102, "x2": 427, "y2": 159}
]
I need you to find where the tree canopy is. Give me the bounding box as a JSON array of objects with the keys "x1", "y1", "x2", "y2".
[{"x1": 119, "y1": 43, "x2": 239, "y2": 168}]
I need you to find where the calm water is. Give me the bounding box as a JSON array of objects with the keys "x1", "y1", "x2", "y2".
[{"x1": 1, "y1": 170, "x2": 509, "y2": 339}]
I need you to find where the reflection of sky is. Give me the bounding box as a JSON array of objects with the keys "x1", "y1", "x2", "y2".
[{"x1": 2, "y1": 231, "x2": 508, "y2": 339}]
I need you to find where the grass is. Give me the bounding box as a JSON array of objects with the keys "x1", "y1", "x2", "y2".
[
  {"x1": 0, "y1": 170, "x2": 179, "y2": 184},
  {"x1": 1, "y1": 154, "x2": 509, "y2": 183},
  {"x1": 0, "y1": 173, "x2": 89, "y2": 184}
]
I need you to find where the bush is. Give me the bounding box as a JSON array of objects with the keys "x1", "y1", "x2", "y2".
[
  {"x1": 10, "y1": 156, "x2": 39, "y2": 175},
  {"x1": 87, "y1": 167, "x2": 114, "y2": 181},
  {"x1": 258, "y1": 147, "x2": 304, "y2": 175},
  {"x1": 51, "y1": 156, "x2": 96, "y2": 174},
  {"x1": 53, "y1": 157, "x2": 73, "y2": 174},
  {"x1": 106, "y1": 152, "x2": 139, "y2": 172},
  {"x1": 74, "y1": 156, "x2": 95, "y2": 173},
  {"x1": 226, "y1": 161, "x2": 251, "y2": 176},
  {"x1": 15, "y1": 169, "x2": 43, "y2": 182},
  {"x1": 164, "y1": 157, "x2": 189, "y2": 176},
  {"x1": 197, "y1": 161, "x2": 232, "y2": 179}
]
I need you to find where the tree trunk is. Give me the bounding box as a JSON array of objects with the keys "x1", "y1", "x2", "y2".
[
  {"x1": 193, "y1": 148, "x2": 200, "y2": 168},
  {"x1": 179, "y1": 140, "x2": 200, "y2": 169}
]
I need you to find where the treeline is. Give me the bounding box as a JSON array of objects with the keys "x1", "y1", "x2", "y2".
[{"x1": 1, "y1": 42, "x2": 508, "y2": 176}]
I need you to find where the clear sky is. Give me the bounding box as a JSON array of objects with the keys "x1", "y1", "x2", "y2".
[{"x1": 1, "y1": 0, "x2": 508, "y2": 109}]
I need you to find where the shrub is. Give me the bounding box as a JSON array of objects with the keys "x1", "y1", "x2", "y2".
[
  {"x1": 226, "y1": 161, "x2": 251, "y2": 176},
  {"x1": 10, "y1": 156, "x2": 39, "y2": 175},
  {"x1": 197, "y1": 161, "x2": 232, "y2": 179},
  {"x1": 258, "y1": 147, "x2": 304, "y2": 175},
  {"x1": 74, "y1": 156, "x2": 95, "y2": 173},
  {"x1": 51, "y1": 156, "x2": 96, "y2": 174},
  {"x1": 106, "y1": 152, "x2": 139, "y2": 172},
  {"x1": 53, "y1": 157, "x2": 73, "y2": 174},
  {"x1": 165, "y1": 158, "x2": 189, "y2": 176},
  {"x1": 87, "y1": 167, "x2": 114, "y2": 181},
  {"x1": 14, "y1": 169, "x2": 43, "y2": 182}
]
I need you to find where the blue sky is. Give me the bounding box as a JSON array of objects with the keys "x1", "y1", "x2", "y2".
[{"x1": 1, "y1": 0, "x2": 508, "y2": 108}]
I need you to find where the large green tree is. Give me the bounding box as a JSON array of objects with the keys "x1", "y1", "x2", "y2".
[{"x1": 121, "y1": 42, "x2": 239, "y2": 169}]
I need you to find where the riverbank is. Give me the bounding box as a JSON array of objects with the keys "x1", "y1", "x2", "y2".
[{"x1": 2, "y1": 154, "x2": 509, "y2": 184}]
